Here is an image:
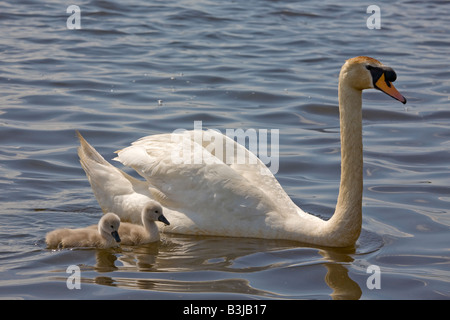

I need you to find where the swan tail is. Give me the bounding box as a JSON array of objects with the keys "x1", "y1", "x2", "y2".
[
  {"x1": 77, "y1": 131, "x2": 119, "y2": 187},
  {"x1": 76, "y1": 131, "x2": 111, "y2": 166},
  {"x1": 76, "y1": 131, "x2": 148, "y2": 213}
]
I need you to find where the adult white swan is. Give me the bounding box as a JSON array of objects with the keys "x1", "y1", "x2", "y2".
[{"x1": 77, "y1": 56, "x2": 406, "y2": 247}]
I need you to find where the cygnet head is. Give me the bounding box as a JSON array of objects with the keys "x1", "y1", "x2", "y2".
[
  {"x1": 99, "y1": 212, "x2": 121, "y2": 243},
  {"x1": 340, "y1": 56, "x2": 406, "y2": 104},
  {"x1": 142, "y1": 201, "x2": 170, "y2": 226}
]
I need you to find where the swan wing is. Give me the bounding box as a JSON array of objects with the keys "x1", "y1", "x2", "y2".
[
  {"x1": 114, "y1": 130, "x2": 303, "y2": 237},
  {"x1": 116, "y1": 130, "x2": 301, "y2": 213},
  {"x1": 199, "y1": 129, "x2": 301, "y2": 214}
]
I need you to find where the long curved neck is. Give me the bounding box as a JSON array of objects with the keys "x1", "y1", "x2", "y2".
[{"x1": 325, "y1": 81, "x2": 363, "y2": 245}]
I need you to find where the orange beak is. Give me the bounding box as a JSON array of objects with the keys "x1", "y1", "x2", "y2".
[{"x1": 374, "y1": 73, "x2": 407, "y2": 104}]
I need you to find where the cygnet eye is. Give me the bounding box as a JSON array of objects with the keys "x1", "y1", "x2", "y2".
[{"x1": 155, "y1": 210, "x2": 159, "y2": 214}]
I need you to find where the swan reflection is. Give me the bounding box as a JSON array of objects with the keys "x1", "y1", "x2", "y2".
[{"x1": 89, "y1": 233, "x2": 369, "y2": 299}]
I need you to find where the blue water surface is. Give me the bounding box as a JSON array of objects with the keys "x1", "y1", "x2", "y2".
[{"x1": 0, "y1": 0, "x2": 449, "y2": 299}]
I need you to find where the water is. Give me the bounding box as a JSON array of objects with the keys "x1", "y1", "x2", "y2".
[{"x1": 0, "y1": 0, "x2": 449, "y2": 300}]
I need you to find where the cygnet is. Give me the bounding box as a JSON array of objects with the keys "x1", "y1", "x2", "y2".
[
  {"x1": 46, "y1": 212, "x2": 121, "y2": 249},
  {"x1": 118, "y1": 201, "x2": 170, "y2": 246}
]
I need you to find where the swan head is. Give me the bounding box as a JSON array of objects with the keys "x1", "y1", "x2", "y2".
[
  {"x1": 341, "y1": 56, "x2": 407, "y2": 104},
  {"x1": 142, "y1": 201, "x2": 170, "y2": 226},
  {"x1": 99, "y1": 212, "x2": 121, "y2": 243}
]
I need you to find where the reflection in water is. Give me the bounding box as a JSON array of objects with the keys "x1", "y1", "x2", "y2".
[
  {"x1": 94, "y1": 250, "x2": 119, "y2": 272},
  {"x1": 85, "y1": 233, "x2": 370, "y2": 299},
  {"x1": 320, "y1": 249, "x2": 362, "y2": 300}
]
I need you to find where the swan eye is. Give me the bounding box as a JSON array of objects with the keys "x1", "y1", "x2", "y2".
[{"x1": 155, "y1": 210, "x2": 159, "y2": 214}]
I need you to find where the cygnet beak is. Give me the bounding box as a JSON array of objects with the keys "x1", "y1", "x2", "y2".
[
  {"x1": 158, "y1": 215, "x2": 170, "y2": 225},
  {"x1": 111, "y1": 230, "x2": 121, "y2": 243}
]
